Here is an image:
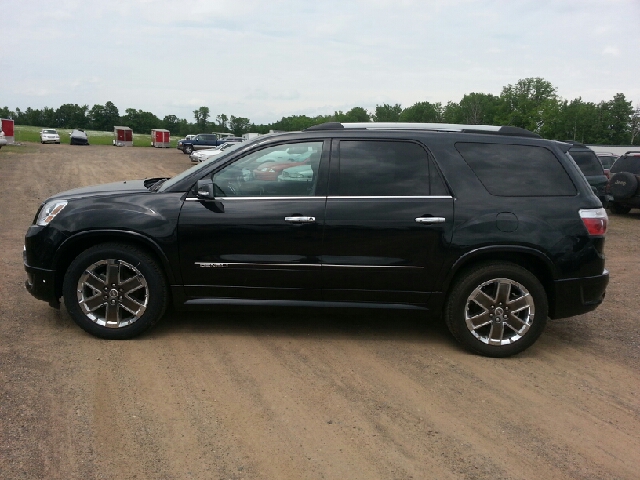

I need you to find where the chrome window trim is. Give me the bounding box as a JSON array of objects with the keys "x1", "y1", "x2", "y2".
[
  {"x1": 327, "y1": 195, "x2": 453, "y2": 200},
  {"x1": 185, "y1": 195, "x2": 453, "y2": 201}
]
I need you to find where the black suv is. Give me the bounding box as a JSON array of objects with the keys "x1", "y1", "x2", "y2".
[
  {"x1": 565, "y1": 142, "x2": 609, "y2": 208},
  {"x1": 608, "y1": 151, "x2": 640, "y2": 214},
  {"x1": 24, "y1": 122, "x2": 609, "y2": 357}
]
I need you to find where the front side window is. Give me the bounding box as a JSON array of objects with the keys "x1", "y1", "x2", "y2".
[
  {"x1": 337, "y1": 140, "x2": 431, "y2": 196},
  {"x1": 212, "y1": 141, "x2": 323, "y2": 197}
]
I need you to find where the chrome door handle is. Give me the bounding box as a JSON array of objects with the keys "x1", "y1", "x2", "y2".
[
  {"x1": 285, "y1": 216, "x2": 316, "y2": 223},
  {"x1": 415, "y1": 217, "x2": 446, "y2": 224}
]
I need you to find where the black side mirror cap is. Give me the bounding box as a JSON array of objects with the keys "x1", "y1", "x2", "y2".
[{"x1": 196, "y1": 178, "x2": 215, "y2": 200}]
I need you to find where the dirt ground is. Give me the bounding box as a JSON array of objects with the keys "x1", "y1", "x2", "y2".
[{"x1": 1, "y1": 143, "x2": 639, "y2": 480}]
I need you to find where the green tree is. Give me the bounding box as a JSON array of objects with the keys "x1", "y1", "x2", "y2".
[
  {"x1": 399, "y1": 101, "x2": 443, "y2": 123},
  {"x1": 0, "y1": 106, "x2": 14, "y2": 119},
  {"x1": 449, "y1": 93, "x2": 500, "y2": 125},
  {"x1": 372, "y1": 103, "x2": 402, "y2": 122},
  {"x1": 598, "y1": 93, "x2": 633, "y2": 144},
  {"x1": 215, "y1": 114, "x2": 229, "y2": 131},
  {"x1": 333, "y1": 107, "x2": 370, "y2": 122},
  {"x1": 631, "y1": 104, "x2": 640, "y2": 145},
  {"x1": 193, "y1": 107, "x2": 210, "y2": 130},
  {"x1": 497, "y1": 78, "x2": 558, "y2": 133},
  {"x1": 120, "y1": 108, "x2": 161, "y2": 133},
  {"x1": 229, "y1": 115, "x2": 251, "y2": 136},
  {"x1": 55, "y1": 104, "x2": 89, "y2": 128}
]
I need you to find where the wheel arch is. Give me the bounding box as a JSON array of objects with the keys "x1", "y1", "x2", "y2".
[
  {"x1": 441, "y1": 246, "x2": 558, "y2": 316},
  {"x1": 53, "y1": 230, "x2": 177, "y2": 300}
]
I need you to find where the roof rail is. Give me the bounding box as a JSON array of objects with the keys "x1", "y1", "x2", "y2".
[{"x1": 304, "y1": 122, "x2": 540, "y2": 138}]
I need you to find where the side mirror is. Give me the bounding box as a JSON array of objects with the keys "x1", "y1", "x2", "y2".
[{"x1": 196, "y1": 178, "x2": 215, "y2": 200}]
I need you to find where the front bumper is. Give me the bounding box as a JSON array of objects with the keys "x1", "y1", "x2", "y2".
[
  {"x1": 24, "y1": 262, "x2": 59, "y2": 308},
  {"x1": 550, "y1": 270, "x2": 609, "y2": 319}
]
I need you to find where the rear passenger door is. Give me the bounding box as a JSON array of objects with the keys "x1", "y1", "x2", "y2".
[{"x1": 321, "y1": 139, "x2": 454, "y2": 305}]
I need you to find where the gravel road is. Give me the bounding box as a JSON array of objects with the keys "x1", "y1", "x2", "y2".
[{"x1": 1, "y1": 143, "x2": 639, "y2": 480}]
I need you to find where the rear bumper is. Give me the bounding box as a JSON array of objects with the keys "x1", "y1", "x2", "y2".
[{"x1": 550, "y1": 270, "x2": 609, "y2": 319}]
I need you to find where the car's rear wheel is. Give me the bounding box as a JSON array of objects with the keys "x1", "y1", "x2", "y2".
[
  {"x1": 445, "y1": 262, "x2": 548, "y2": 357},
  {"x1": 63, "y1": 243, "x2": 168, "y2": 339}
]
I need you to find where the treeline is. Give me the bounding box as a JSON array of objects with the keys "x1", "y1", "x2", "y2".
[{"x1": 2, "y1": 78, "x2": 639, "y2": 144}]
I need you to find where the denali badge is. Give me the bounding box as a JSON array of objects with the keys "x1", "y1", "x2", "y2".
[{"x1": 195, "y1": 262, "x2": 229, "y2": 268}]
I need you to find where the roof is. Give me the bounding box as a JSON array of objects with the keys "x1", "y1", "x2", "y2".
[
  {"x1": 113, "y1": 126, "x2": 132, "y2": 131},
  {"x1": 304, "y1": 122, "x2": 540, "y2": 138}
]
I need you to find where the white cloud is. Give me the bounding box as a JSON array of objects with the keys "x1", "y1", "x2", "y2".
[{"x1": 602, "y1": 46, "x2": 621, "y2": 57}]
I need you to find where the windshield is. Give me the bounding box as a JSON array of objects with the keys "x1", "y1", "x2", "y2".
[
  {"x1": 158, "y1": 142, "x2": 246, "y2": 192},
  {"x1": 43, "y1": 129, "x2": 57, "y2": 134},
  {"x1": 569, "y1": 150, "x2": 604, "y2": 176}
]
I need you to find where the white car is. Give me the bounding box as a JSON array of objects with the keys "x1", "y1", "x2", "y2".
[
  {"x1": 40, "y1": 129, "x2": 61, "y2": 144},
  {"x1": 189, "y1": 141, "x2": 241, "y2": 163},
  {"x1": 278, "y1": 164, "x2": 314, "y2": 182},
  {"x1": 0, "y1": 129, "x2": 6, "y2": 149}
]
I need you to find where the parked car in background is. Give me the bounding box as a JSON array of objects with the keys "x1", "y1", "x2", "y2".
[
  {"x1": 190, "y1": 142, "x2": 243, "y2": 163},
  {"x1": 40, "y1": 129, "x2": 61, "y2": 144},
  {"x1": 278, "y1": 164, "x2": 314, "y2": 182},
  {"x1": 177, "y1": 134, "x2": 240, "y2": 155},
  {"x1": 0, "y1": 129, "x2": 6, "y2": 149},
  {"x1": 24, "y1": 122, "x2": 609, "y2": 357},
  {"x1": 596, "y1": 153, "x2": 618, "y2": 173},
  {"x1": 566, "y1": 142, "x2": 608, "y2": 207},
  {"x1": 70, "y1": 129, "x2": 89, "y2": 146},
  {"x1": 607, "y1": 151, "x2": 640, "y2": 214}
]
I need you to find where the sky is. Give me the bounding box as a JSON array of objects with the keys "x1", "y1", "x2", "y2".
[{"x1": 2, "y1": 0, "x2": 639, "y2": 125}]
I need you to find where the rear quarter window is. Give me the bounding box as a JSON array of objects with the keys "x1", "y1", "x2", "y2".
[{"x1": 455, "y1": 142, "x2": 576, "y2": 197}]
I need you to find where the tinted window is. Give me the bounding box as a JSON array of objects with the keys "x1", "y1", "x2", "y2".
[
  {"x1": 456, "y1": 142, "x2": 576, "y2": 196},
  {"x1": 610, "y1": 156, "x2": 640, "y2": 174},
  {"x1": 338, "y1": 141, "x2": 430, "y2": 196},
  {"x1": 569, "y1": 150, "x2": 605, "y2": 176}
]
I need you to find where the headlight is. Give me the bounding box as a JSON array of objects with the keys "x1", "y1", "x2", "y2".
[{"x1": 36, "y1": 200, "x2": 67, "y2": 226}]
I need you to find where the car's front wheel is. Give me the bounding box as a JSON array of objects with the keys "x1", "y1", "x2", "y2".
[
  {"x1": 63, "y1": 243, "x2": 168, "y2": 339},
  {"x1": 183, "y1": 145, "x2": 193, "y2": 155},
  {"x1": 445, "y1": 262, "x2": 548, "y2": 357}
]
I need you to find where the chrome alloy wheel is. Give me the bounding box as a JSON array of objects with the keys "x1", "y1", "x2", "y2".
[
  {"x1": 76, "y1": 259, "x2": 149, "y2": 328},
  {"x1": 464, "y1": 278, "x2": 535, "y2": 346}
]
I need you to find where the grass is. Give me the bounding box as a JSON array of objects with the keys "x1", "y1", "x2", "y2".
[{"x1": 11, "y1": 125, "x2": 179, "y2": 148}]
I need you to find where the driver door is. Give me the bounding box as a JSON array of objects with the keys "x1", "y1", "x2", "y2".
[{"x1": 177, "y1": 140, "x2": 327, "y2": 302}]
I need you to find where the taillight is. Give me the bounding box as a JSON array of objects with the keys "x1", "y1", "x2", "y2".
[{"x1": 579, "y1": 208, "x2": 608, "y2": 236}]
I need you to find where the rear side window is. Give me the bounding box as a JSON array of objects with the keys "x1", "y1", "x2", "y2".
[
  {"x1": 569, "y1": 150, "x2": 605, "y2": 176},
  {"x1": 337, "y1": 140, "x2": 432, "y2": 196},
  {"x1": 456, "y1": 142, "x2": 576, "y2": 196}
]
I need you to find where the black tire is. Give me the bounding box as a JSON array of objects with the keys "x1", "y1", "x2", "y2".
[
  {"x1": 610, "y1": 172, "x2": 638, "y2": 200},
  {"x1": 444, "y1": 262, "x2": 548, "y2": 357},
  {"x1": 183, "y1": 145, "x2": 193, "y2": 155},
  {"x1": 609, "y1": 202, "x2": 631, "y2": 214},
  {"x1": 62, "y1": 243, "x2": 168, "y2": 339}
]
